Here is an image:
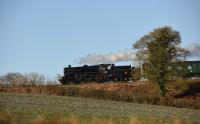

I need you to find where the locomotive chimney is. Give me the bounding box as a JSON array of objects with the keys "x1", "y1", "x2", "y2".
[{"x1": 68, "y1": 65, "x2": 71, "y2": 68}]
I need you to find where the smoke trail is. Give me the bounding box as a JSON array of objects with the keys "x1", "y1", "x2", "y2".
[
  {"x1": 78, "y1": 50, "x2": 136, "y2": 65},
  {"x1": 187, "y1": 42, "x2": 200, "y2": 58},
  {"x1": 77, "y1": 42, "x2": 200, "y2": 65}
]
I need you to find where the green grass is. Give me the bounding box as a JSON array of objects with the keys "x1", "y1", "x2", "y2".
[{"x1": 0, "y1": 92, "x2": 200, "y2": 124}]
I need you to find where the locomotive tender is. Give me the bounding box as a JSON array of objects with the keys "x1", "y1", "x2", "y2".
[{"x1": 59, "y1": 64, "x2": 133, "y2": 84}]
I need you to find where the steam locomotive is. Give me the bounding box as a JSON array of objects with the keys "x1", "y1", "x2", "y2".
[
  {"x1": 59, "y1": 64, "x2": 133, "y2": 84},
  {"x1": 59, "y1": 61, "x2": 200, "y2": 85}
]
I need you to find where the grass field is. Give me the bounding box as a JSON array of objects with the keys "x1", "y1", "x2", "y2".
[
  {"x1": 0, "y1": 92, "x2": 200, "y2": 124},
  {"x1": 1, "y1": 80, "x2": 199, "y2": 109}
]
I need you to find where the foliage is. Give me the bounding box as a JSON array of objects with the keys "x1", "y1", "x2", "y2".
[
  {"x1": 133, "y1": 26, "x2": 190, "y2": 96},
  {"x1": 131, "y1": 67, "x2": 141, "y2": 81}
]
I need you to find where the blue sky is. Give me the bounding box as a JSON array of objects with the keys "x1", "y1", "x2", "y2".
[{"x1": 0, "y1": 0, "x2": 200, "y2": 79}]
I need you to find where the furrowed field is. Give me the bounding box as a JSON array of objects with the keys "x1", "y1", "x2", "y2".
[{"x1": 0, "y1": 92, "x2": 200, "y2": 124}]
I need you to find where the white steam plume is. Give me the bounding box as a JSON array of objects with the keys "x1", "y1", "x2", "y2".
[
  {"x1": 78, "y1": 50, "x2": 136, "y2": 65},
  {"x1": 187, "y1": 42, "x2": 200, "y2": 58},
  {"x1": 78, "y1": 42, "x2": 200, "y2": 65}
]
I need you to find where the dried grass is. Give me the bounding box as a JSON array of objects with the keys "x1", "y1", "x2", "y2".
[{"x1": 0, "y1": 112, "x2": 188, "y2": 124}]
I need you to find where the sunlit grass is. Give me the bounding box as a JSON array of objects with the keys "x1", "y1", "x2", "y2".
[
  {"x1": 0, "y1": 79, "x2": 200, "y2": 109},
  {"x1": 0, "y1": 92, "x2": 200, "y2": 124}
]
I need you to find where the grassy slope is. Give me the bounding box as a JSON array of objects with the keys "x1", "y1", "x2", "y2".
[
  {"x1": 0, "y1": 80, "x2": 200, "y2": 110},
  {"x1": 0, "y1": 92, "x2": 200, "y2": 123}
]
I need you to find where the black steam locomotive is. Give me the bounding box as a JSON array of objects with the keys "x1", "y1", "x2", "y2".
[
  {"x1": 59, "y1": 64, "x2": 133, "y2": 84},
  {"x1": 59, "y1": 61, "x2": 200, "y2": 84}
]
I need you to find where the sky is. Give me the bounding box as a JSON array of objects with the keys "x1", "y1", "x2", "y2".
[{"x1": 0, "y1": 0, "x2": 200, "y2": 79}]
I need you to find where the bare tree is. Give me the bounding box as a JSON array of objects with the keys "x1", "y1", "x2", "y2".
[
  {"x1": 23, "y1": 72, "x2": 45, "y2": 85},
  {"x1": 0, "y1": 73, "x2": 25, "y2": 86}
]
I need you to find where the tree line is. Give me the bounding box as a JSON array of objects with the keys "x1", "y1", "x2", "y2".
[{"x1": 0, "y1": 72, "x2": 59, "y2": 86}]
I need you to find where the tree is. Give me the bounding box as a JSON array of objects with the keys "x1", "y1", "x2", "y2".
[
  {"x1": 131, "y1": 67, "x2": 141, "y2": 81},
  {"x1": 23, "y1": 72, "x2": 45, "y2": 85},
  {"x1": 0, "y1": 72, "x2": 25, "y2": 86},
  {"x1": 133, "y1": 26, "x2": 189, "y2": 96}
]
